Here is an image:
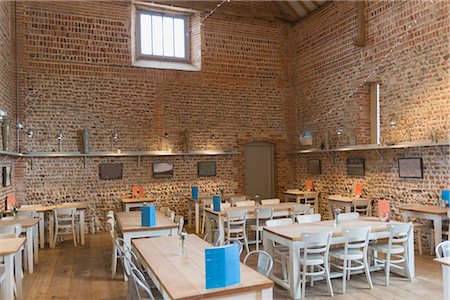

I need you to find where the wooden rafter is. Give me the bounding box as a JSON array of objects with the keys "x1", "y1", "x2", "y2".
[
  {"x1": 354, "y1": 0, "x2": 367, "y2": 47},
  {"x1": 298, "y1": 1, "x2": 311, "y2": 13},
  {"x1": 286, "y1": 1, "x2": 307, "y2": 17}
]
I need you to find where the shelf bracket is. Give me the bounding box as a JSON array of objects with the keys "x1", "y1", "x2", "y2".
[
  {"x1": 375, "y1": 149, "x2": 384, "y2": 164},
  {"x1": 439, "y1": 145, "x2": 447, "y2": 163},
  {"x1": 79, "y1": 156, "x2": 87, "y2": 169},
  {"x1": 137, "y1": 155, "x2": 141, "y2": 167},
  {"x1": 30, "y1": 157, "x2": 35, "y2": 170}
]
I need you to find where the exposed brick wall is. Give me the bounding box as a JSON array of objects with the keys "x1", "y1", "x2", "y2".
[{"x1": 289, "y1": 0, "x2": 450, "y2": 225}]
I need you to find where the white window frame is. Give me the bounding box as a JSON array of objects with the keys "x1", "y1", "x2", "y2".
[{"x1": 135, "y1": 10, "x2": 190, "y2": 63}]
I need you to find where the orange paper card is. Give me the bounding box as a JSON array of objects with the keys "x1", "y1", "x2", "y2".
[
  {"x1": 305, "y1": 180, "x2": 313, "y2": 191},
  {"x1": 132, "y1": 186, "x2": 139, "y2": 198},
  {"x1": 354, "y1": 183, "x2": 363, "y2": 196},
  {"x1": 6, "y1": 194, "x2": 15, "y2": 210},
  {"x1": 378, "y1": 200, "x2": 390, "y2": 222}
]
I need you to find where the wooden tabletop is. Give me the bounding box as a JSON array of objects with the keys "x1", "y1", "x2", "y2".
[
  {"x1": 188, "y1": 194, "x2": 242, "y2": 202},
  {"x1": 17, "y1": 202, "x2": 88, "y2": 212},
  {"x1": 263, "y1": 217, "x2": 404, "y2": 241},
  {"x1": 0, "y1": 237, "x2": 26, "y2": 256},
  {"x1": 0, "y1": 217, "x2": 40, "y2": 228},
  {"x1": 434, "y1": 257, "x2": 450, "y2": 267},
  {"x1": 327, "y1": 195, "x2": 370, "y2": 203},
  {"x1": 284, "y1": 190, "x2": 311, "y2": 195},
  {"x1": 116, "y1": 211, "x2": 178, "y2": 233},
  {"x1": 205, "y1": 202, "x2": 294, "y2": 217},
  {"x1": 400, "y1": 204, "x2": 449, "y2": 215},
  {"x1": 121, "y1": 197, "x2": 155, "y2": 204},
  {"x1": 133, "y1": 234, "x2": 273, "y2": 300}
]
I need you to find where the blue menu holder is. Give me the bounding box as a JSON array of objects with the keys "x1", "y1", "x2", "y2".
[
  {"x1": 213, "y1": 195, "x2": 221, "y2": 212},
  {"x1": 141, "y1": 205, "x2": 156, "y2": 227},
  {"x1": 192, "y1": 186, "x2": 199, "y2": 200},
  {"x1": 442, "y1": 190, "x2": 450, "y2": 206},
  {"x1": 205, "y1": 243, "x2": 240, "y2": 289}
]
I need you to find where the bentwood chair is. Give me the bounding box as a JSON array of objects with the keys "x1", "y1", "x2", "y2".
[
  {"x1": 436, "y1": 240, "x2": 450, "y2": 258},
  {"x1": 244, "y1": 250, "x2": 274, "y2": 277},
  {"x1": 265, "y1": 218, "x2": 293, "y2": 282}
]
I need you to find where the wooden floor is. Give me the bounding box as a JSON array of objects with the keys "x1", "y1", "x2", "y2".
[{"x1": 22, "y1": 232, "x2": 443, "y2": 300}]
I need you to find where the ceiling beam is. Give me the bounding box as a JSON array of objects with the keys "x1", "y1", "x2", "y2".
[
  {"x1": 273, "y1": 2, "x2": 299, "y2": 22},
  {"x1": 286, "y1": 1, "x2": 307, "y2": 17},
  {"x1": 353, "y1": 0, "x2": 367, "y2": 47},
  {"x1": 298, "y1": 1, "x2": 312, "y2": 14},
  {"x1": 311, "y1": 1, "x2": 321, "y2": 8}
]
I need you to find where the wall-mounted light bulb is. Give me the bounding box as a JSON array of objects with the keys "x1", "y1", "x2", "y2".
[
  {"x1": 0, "y1": 110, "x2": 7, "y2": 121},
  {"x1": 335, "y1": 128, "x2": 344, "y2": 135},
  {"x1": 389, "y1": 119, "x2": 397, "y2": 128},
  {"x1": 211, "y1": 134, "x2": 217, "y2": 140},
  {"x1": 112, "y1": 132, "x2": 119, "y2": 141},
  {"x1": 26, "y1": 130, "x2": 34, "y2": 138},
  {"x1": 16, "y1": 123, "x2": 24, "y2": 130},
  {"x1": 164, "y1": 132, "x2": 170, "y2": 139},
  {"x1": 57, "y1": 131, "x2": 64, "y2": 140}
]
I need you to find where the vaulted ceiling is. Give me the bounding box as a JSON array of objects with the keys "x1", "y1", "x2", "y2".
[{"x1": 149, "y1": 1, "x2": 329, "y2": 23}]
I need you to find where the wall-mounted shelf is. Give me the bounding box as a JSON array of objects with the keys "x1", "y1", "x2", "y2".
[
  {"x1": 0, "y1": 150, "x2": 24, "y2": 157},
  {"x1": 290, "y1": 139, "x2": 449, "y2": 154}
]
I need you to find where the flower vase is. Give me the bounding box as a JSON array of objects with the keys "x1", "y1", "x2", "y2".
[{"x1": 179, "y1": 238, "x2": 186, "y2": 256}]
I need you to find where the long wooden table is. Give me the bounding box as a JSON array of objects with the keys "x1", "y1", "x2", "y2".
[
  {"x1": 0, "y1": 237, "x2": 25, "y2": 300},
  {"x1": 121, "y1": 197, "x2": 155, "y2": 212},
  {"x1": 263, "y1": 217, "x2": 414, "y2": 299},
  {"x1": 204, "y1": 203, "x2": 293, "y2": 246},
  {"x1": 115, "y1": 211, "x2": 178, "y2": 251},
  {"x1": 284, "y1": 190, "x2": 319, "y2": 213},
  {"x1": 400, "y1": 204, "x2": 450, "y2": 249},
  {"x1": 0, "y1": 218, "x2": 39, "y2": 274},
  {"x1": 434, "y1": 257, "x2": 450, "y2": 299},
  {"x1": 133, "y1": 234, "x2": 273, "y2": 300},
  {"x1": 327, "y1": 195, "x2": 371, "y2": 218}
]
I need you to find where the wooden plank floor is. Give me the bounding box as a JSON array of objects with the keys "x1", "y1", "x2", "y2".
[{"x1": 22, "y1": 233, "x2": 443, "y2": 299}]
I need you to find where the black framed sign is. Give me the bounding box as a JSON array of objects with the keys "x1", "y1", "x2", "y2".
[
  {"x1": 398, "y1": 158, "x2": 423, "y2": 178},
  {"x1": 198, "y1": 161, "x2": 216, "y2": 177},
  {"x1": 307, "y1": 159, "x2": 321, "y2": 174},
  {"x1": 347, "y1": 158, "x2": 365, "y2": 176},
  {"x1": 153, "y1": 162, "x2": 174, "y2": 178}
]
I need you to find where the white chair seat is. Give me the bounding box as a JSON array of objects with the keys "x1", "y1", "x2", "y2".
[
  {"x1": 330, "y1": 248, "x2": 364, "y2": 260},
  {"x1": 225, "y1": 228, "x2": 244, "y2": 234},
  {"x1": 249, "y1": 224, "x2": 265, "y2": 231},
  {"x1": 299, "y1": 253, "x2": 325, "y2": 266},
  {"x1": 371, "y1": 243, "x2": 405, "y2": 254}
]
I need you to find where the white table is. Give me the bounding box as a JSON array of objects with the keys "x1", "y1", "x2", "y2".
[
  {"x1": 435, "y1": 257, "x2": 450, "y2": 299},
  {"x1": 263, "y1": 217, "x2": 414, "y2": 299},
  {"x1": 122, "y1": 197, "x2": 155, "y2": 212},
  {"x1": 0, "y1": 237, "x2": 25, "y2": 300},
  {"x1": 204, "y1": 203, "x2": 293, "y2": 246},
  {"x1": 133, "y1": 234, "x2": 273, "y2": 300},
  {"x1": 400, "y1": 204, "x2": 450, "y2": 249}
]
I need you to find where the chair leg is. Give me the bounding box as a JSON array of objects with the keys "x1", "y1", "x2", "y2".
[
  {"x1": 281, "y1": 255, "x2": 288, "y2": 281},
  {"x1": 72, "y1": 224, "x2": 78, "y2": 247},
  {"x1": 404, "y1": 247, "x2": 412, "y2": 282},
  {"x1": 201, "y1": 213, "x2": 206, "y2": 235},
  {"x1": 325, "y1": 261, "x2": 334, "y2": 297},
  {"x1": 301, "y1": 265, "x2": 307, "y2": 300},
  {"x1": 255, "y1": 230, "x2": 260, "y2": 251},
  {"x1": 342, "y1": 259, "x2": 347, "y2": 294},
  {"x1": 364, "y1": 255, "x2": 374, "y2": 290},
  {"x1": 417, "y1": 229, "x2": 423, "y2": 255},
  {"x1": 430, "y1": 230, "x2": 435, "y2": 255},
  {"x1": 243, "y1": 231, "x2": 250, "y2": 253},
  {"x1": 111, "y1": 246, "x2": 118, "y2": 278},
  {"x1": 385, "y1": 255, "x2": 391, "y2": 287}
]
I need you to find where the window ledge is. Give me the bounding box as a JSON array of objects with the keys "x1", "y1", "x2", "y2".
[{"x1": 132, "y1": 59, "x2": 200, "y2": 71}]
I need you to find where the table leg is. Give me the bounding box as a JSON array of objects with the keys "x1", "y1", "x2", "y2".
[
  {"x1": 26, "y1": 227, "x2": 34, "y2": 274},
  {"x1": 49, "y1": 212, "x2": 54, "y2": 249},
  {"x1": 433, "y1": 217, "x2": 443, "y2": 249},
  {"x1": 33, "y1": 224, "x2": 39, "y2": 264},
  {"x1": 14, "y1": 249, "x2": 23, "y2": 299},
  {"x1": 261, "y1": 287, "x2": 273, "y2": 300},
  {"x1": 195, "y1": 202, "x2": 200, "y2": 235},
  {"x1": 218, "y1": 215, "x2": 225, "y2": 246},
  {"x1": 38, "y1": 212, "x2": 45, "y2": 249},
  {"x1": 288, "y1": 243, "x2": 301, "y2": 299},
  {"x1": 442, "y1": 265, "x2": 449, "y2": 300},
  {"x1": 80, "y1": 210, "x2": 85, "y2": 246},
  {"x1": 187, "y1": 201, "x2": 192, "y2": 228},
  {"x1": 205, "y1": 213, "x2": 212, "y2": 243},
  {"x1": 344, "y1": 203, "x2": 352, "y2": 213},
  {"x1": 328, "y1": 201, "x2": 334, "y2": 219},
  {"x1": 125, "y1": 204, "x2": 130, "y2": 212},
  {"x1": 4, "y1": 254, "x2": 14, "y2": 300}
]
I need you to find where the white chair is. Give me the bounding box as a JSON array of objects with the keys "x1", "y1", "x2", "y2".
[
  {"x1": 290, "y1": 204, "x2": 312, "y2": 220},
  {"x1": 201, "y1": 199, "x2": 213, "y2": 235},
  {"x1": 224, "y1": 210, "x2": 249, "y2": 253},
  {"x1": 352, "y1": 199, "x2": 372, "y2": 216},
  {"x1": 414, "y1": 223, "x2": 434, "y2": 255},
  {"x1": 261, "y1": 198, "x2": 280, "y2": 205},
  {"x1": 230, "y1": 195, "x2": 247, "y2": 206},
  {"x1": 330, "y1": 227, "x2": 373, "y2": 294},
  {"x1": 299, "y1": 231, "x2": 334, "y2": 299},
  {"x1": 52, "y1": 207, "x2": 78, "y2": 248},
  {"x1": 16, "y1": 210, "x2": 37, "y2": 219},
  {"x1": 303, "y1": 192, "x2": 319, "y2": 213},
  {"x1": 265, "y1": 218, "x2": 293, "y2": 282},
  {"x1": 243, "y1": 250, "x2": 274, "y2": 277},
  {"x1": 337, "y1": 212, "x2": 360, "y2": 223},
  {"x1": 203, "y1": 229, "x2": 221, "y2": 246},
  {"x1": 370, "y1": 222, "x2": 412, "y2": 286},
  {"x1": 436, "y1": 240, "x2": 450, "y2": 258},
  {"x1": 107, "y1": 213, "x2": 124, "y2": 279},
  {"x1": 231, "y1": 240, "x2": 243, "y2": 255},
  {"x1": 249, "y1": 208, "x2": 273, "y2": 250},
  {"x1": 221, "y1": 202, "x2": 231, "y2": 208},
  {"x1": 128, "y1": 266, "x2": 162, "y2": 300},
  {"x1": 0, "y1": 227, "x2": 23, "y2": 298},
  {"x1": 296, "y1": 213, "x2": 321, "y2": 224},
  {"x1": 236, "y1": 201, "x2": 255, "y2": 207},
  {"x1": 166, "y1": 209, "x2": 175, "y2": 222}
]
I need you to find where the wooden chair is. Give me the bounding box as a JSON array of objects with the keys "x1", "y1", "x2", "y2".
[
  {"x1": 52, "y1": 208, "x2": 78, "y2": 248},
  {"x1": 436, "y1": 240, "x2": 450, "y2": 258},
  {"x1": 352, "y1": 199, "x2": 372, "y2": 216},
  {"x1": 265, "y1": 218, "x2": 293, "y2": 282},
  {"x1": 299, "y1": 231, "x2": 334, "y2": 299},
  {"x1": 370, "y1": 223, "x2": 413, "y2": 286},
  {"x1": 235, "y1": 201, "x2": 256, "y2": 207},
  {"x1": 224, "y1": 209, "x2": 249, "y2": 253},
  {"x1": 296, "y1": 213, "x2": 321, "y2": 224},
  {"x1": 337, "y1": 212, "x2": 360, "y2": 223},
  {"x1": 243, "y1": 250, "x2": 274, "y2": 277},
  {"x1": 261, "y1": 198, "x2": 280, "y2": 205},
  {"x1": 248, "y1": 208, "x2": 273, "y2": 250},
  {"x1": 330, "y1": 227, "x2": 373, "y2": 294}
]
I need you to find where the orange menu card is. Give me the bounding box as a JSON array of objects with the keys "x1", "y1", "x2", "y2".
[
  {"x1": 354, "y1": 183, "x2": 363, "y2": 197},
  {"x1": 132, "y1": 186, "x2": 144, "y2": 198},
  {"x1": 6, "y1": 194, "x2": 15, "y2": 210},
  {"x1": 305, "y1": 180, "x2": 314, "y2": 191},
  {"x1": 378, "y1": 200, "x2": 390, "y2": 222}
]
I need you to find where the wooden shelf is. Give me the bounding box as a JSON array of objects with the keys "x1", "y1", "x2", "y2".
[
  {"x1": 0, "y1": 150, "x2": 23, "y2": 157},
  {"x1": 290, "y1": 139, "x2": 449, "y2": 154}
]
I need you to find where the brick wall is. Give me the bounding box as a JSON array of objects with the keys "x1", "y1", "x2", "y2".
[{"x1": 289, "y1": 1, "x2": 450, "y2": 222}]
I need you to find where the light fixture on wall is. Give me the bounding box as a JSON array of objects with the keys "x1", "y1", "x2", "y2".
[
  {"x1": 335, "y1": 127, "x2": 344, "y2": 135},
  {"x1": 16, "y1": 123, "x2": 24, "y2": 130},
  {"x1": 57, "y1": 130, "x2": 64, "y2": 152},
  {"x1": 111, "y1": 131, "x2": 118, "y2": 150},
  {"x1": 389, "y1": 119, "x2": 397, "y2": 128},
  {"x1": 26, "y1": 129, "x2": 34, "y2": 138},
  {"x1": 0, "y1": 110, "x2": 7, "y2": 121},
  {"x1": 211, "y1": 133, "x2": 217, "y2": 140},
  {"x1": 163, "y1": 132, "x2": 170, "y2": 139}
]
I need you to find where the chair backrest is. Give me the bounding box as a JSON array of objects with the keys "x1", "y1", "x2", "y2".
[
  {"x1": 203, "y1": 229, "x2": 221, "y2": 246},
  {"x1": 337, "y1": 212, "x2": 360, "y2": 222},
  {"x1": 301, "y1": 231, "x2": 332, "y2": 255},
  {"x1": 256, "y1": 208, "x2": 273, "y2": 220},
  {"x1": 230, "y1": 195, "x2": 247, "y2": 206},
  {"x1": 261, "y1": 198, "x2": 280, "y2": 205},
  {"x1": 266, "y1": 218, "x2": 293, "y2": 227},
  {"x1": 17, "y1": 210, "x2": 36, "y2": 219},
  {"x1": 243, "y1": 250, "x2": 273, "y2": 277},
  {"x1": 286, "y1": 189, "x2": 300, "y2": 193},
  {"x1": 387, "y1": 222, "x2": 412, "y2": 244},
  {"x1": 436, "y1": 241, "x2": 450, "y2": 258},
  {"x1": 352, "y1": 199, "x2": 372, "y2": 216},
  {"x1": 128, "y1": 266, "x2": 155, "y2": 300},
  {"x1": 296, "y1": 213, "x2": 321, "y2": 224},
  {"x1": 342, "y1": 227, "x2": 370, "y2": 251},
  {"x1": 226, "y1": 209, "x2": 247, "y2": 226},
  {"x1": 174, "y1": 215, "x2": 183, "y2": 224},
  {"x1": 290, "y1": 204, "x2": 312, "y2": 217},
  {"x1": 221, "y1": 202, "x2": 231, "y2": 208},
  {"x1": 107, "y1": 210, "x2": 114, "y2": 219},
  {"x1": 202, "y1": 199, "x2": 213, "y2": 209},
  {"x1": 107, "y1": 218, "x2": 116, "y2": 239},
  {"x1": 0, "y1": 223, "x2": 22, "y2": 237},
  {"x1": 54, "y1": 207, "x2": 76, "y2": 222},
  {"x1": 236, "y1": 201, "x2": 255, "y2": 207},
  {"x1": 230, "y1": 240, "x2": 243, "y2": 255}
]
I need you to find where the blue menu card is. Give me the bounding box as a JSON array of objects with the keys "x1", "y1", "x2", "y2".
[
  {"x1": 213, "y1": 195, "x2": 221, "y2": 212},
  {"x1": 141, "y1": 205, "x2": 156, "y2": 227},
  {"x1": 192, "y1": 186, "x2": 199, "y2": 200},
  {"x1": 205, "y1": 243, "x2": 240, "y2": 289}
]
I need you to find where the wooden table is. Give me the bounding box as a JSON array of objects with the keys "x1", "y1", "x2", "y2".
[
  {"x1": 283, "y1": 190, "x2": 319, "y2": 213},
  {"x1": 133, "y1": 234, "x2": 273, "y2": 300},
  {"x1": 0, "y1": 237, "x2": 25, "y2": 300},
  {"x1": 327, "y1": 195, "x2": 371, "y2": 218},
  {"x1": 400, "y1": 204, "x2": 450, "y2": 249},
  {"x1": 0, "y1": 218, "x2": 39, "y2": 274},
  {"x1": 204, "y1": 203, "x2": 293, "y2": 246},
  {"x1": 115, "y1": 211, "x2": 178, "y2": 251},
  {"x1": 434, "y1": 257, "x2": 450, "y2": 299},
  {"x1": 122, "y1": 197, "x2": 155, "y2": 212},
  {"x1": 263, "y1": 217, "x2": 414, "y2": 299}
]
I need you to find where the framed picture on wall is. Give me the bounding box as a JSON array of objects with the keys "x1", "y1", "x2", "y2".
[
  {"x1": 347, "y1": 158, "x2": 365, "y2": 176},
  {"x1": 307, "y1": 159, "x2": 321, "y2": 174},
  {"x1": 153, "y1": 162, "x2": 174, "y2": 178},
  {"x1": 99, "y1": 163, "x2": 123, "y2": 180},
  {"x1": 2, "y1": 166, "x2": 11, "y2": 187},
  {"x1": 398, "y1": 158, "x2": 423, "y2": 178},
  {"x1": 198, "y1": 161, "x2": 216, "y2": 177}
]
